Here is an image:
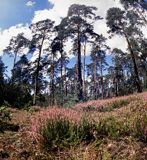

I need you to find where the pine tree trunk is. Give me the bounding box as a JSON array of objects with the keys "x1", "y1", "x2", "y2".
[
  {"x1": 83, "y1": 41, "x2": 86, "y2": 100},
  {"x1": 100, "y1": 61, "x2": 104, "y2": 99},
  {"x1": 64, "y1": 64, "x2": 67, "y2": 97},
  {"x1": 11, "y1": 51, "x2": 18, "y2": 82},
  {"x1": 60, "y1": 41, "x2": 64, "y2": 106},
  {"x1": 33, "y1": 34, "x2": 45, "y2": 105},
  {"x1": 124, "y1": 32, "x2": 142, "y2": 93},
  {"x1": 51, "y1": 53, "x2": 55, "y2": 106},
  {"x1": 77, "y1": 30, "x2": 83, "y2": 101},
  {"x1": 93, "y1": 52, "x2": 97, "y2": 100}
]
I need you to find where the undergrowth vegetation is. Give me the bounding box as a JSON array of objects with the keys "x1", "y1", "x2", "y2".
[
  {"x1": 0, "y1": 105, "x2": 11, "y2": 123},
  {"x1": 0, "y1": 92, "x2": 146, "y2": 159},
  {"x1": 28, "y1": 93, "x2": 147, "y2": 156}
]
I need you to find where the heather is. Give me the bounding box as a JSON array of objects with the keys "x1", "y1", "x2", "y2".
[{"x1": 20, "y1": 92, "x2": 146, "y2": 159}]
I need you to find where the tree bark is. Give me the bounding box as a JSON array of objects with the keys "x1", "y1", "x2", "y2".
[
  {"x1": 11, "y1": 51, "x2": 18, "y2": 83},
  {"x1": 77, "y1": 30, "x2": 83, "y2": 101},
  {"x1": 83, "y1": 41, "x2": 86, "y2": 100},
  {"x1": 33, "y1": 33, "x2": 45, "y2": 105},
  {"x1": 64, "y1": 64, "x2": 67, "y2": 97},
  {"x1": 60, "y1": 40, "x2": 64, "y2": 106},
  {"x1": 93, "y1": 52, "x2": 97, "y2": 100},
  {"x1": 51, "y1": 52, "x2": 55, "y2": 106},
  {"x1": 124, "y1": 32, "x2": 142, "y2": 93},
  {"x1": 100, "y1": 60, "x2": 104, "y2": 99}
]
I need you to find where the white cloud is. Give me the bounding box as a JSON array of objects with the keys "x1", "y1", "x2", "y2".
[
  {"x1": 26, "y1": 1, "x2": 36, "y2": 7},
  {"x1": 32, "y1": 9, "x2": 61, "y2": 25},
  {"x1": 0, "y1": 24, "x2": 32, "y2": 55}
]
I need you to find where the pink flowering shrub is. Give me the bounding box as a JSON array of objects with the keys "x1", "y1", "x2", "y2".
[
  {"x1": 74, "y1": 94, "x2": 142, "y2": 112},
  {"x1": 27, "y1": 92, "x2": 147, "y2": 150},
  {"x1": 28, "y1": 107, "x2": 83, "y2": 143}
]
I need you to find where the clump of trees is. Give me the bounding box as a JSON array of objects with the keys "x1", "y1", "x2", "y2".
[{"x1": 1, "y1": 3, "x2": 147, "y2": 108}]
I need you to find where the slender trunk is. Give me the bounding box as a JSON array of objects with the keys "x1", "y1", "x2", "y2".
[
  {"x1": 77, "y1": 30, "x2": 83, "y2": 101},
  {"x1": 33, "y1": 33, "x2": 45, "y2": 105},
  {"x1": 60, "y1": 45, "x2": 64, "y2": 106},
  {"x1": 51, "y1": 53, "x2": 55, "y2": 106},
  {"x1": 115, "y1": 78, "x2": 118, "y2": 97},
  {"x1": 11, "y1": 51, "x2": 18, "y2": 82},
  {"x1": 123, "y1": 31, "x2": 142, "y2": 93},
  {"x1": 13, "y1": 52, "x2": 17, "y2": 71},
  {"x1": 83, "y1": 41, "x2": 86, "y2": 100},
  {"x1": 93, "y1": 52, "x2": 97, "y2": 100},
  {"x1": 100, "y1": 61, "x2": 104, "y2": 99},
  {"x1": 64, "y1": 64, "x2": 67, "y2": 97},
  {"x1": 75, "y1": 63, "x2": 78, "y2": 96}
]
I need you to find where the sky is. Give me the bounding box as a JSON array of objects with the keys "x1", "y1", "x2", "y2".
[{"x1": 0, "y1": 0, "x2": 146, "y2": 75}]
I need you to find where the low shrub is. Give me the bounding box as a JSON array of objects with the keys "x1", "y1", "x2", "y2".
[
  {"x1": 96, "y1": 117, "x2": 130, "y2": 138},
  {"x1": 0, "y1": 105, "x2": 11, "y2": 122},
  {"x1": 131, "y1": 114, "x2": 147, "y2": 143},
  {"x1": 99, "y1": 99, "x2": 130, "y2": 112},
  {"x1": 82, "y1": 105, "x2": 98, "y2": 112},
  {"x1": 0, "y1": 105, "x2": 12, "y2": 132},
  {"x1": 40, "y1": 117, "x2": 95, "y2": 150}
]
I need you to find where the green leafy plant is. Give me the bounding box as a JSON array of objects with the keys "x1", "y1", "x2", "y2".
[
  {"x1": 99, "y1": 99, "x2": 130, "y2": 112},
  {"x1": 40, "y1": 118, "x2": 95, "y2": 150},
  {"x1": 131, "y1": 114, "x2": 147, "y2": 143},
  {"x1": 96, "y1": 117, "x2": 130, "y2": 138},
  {"x1": 0, "y1": 105, "x2": 11, "y2": 122}
]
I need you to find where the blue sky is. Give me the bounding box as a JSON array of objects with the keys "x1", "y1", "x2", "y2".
[
  {"x1": 0, "y1": 0, "x2": 51, "y2": 29},
  {"x1": 0, "y1": 0, "x2": 52, "y2": 76}
]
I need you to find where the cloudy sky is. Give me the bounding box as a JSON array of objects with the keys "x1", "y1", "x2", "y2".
[{"x1": 0, "y1": 0, "x2": 146, "y2": 72}]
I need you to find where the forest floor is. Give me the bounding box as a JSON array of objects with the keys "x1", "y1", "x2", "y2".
[{"x1": 0, "y1": 92, "x2": 147, "y2": 160}]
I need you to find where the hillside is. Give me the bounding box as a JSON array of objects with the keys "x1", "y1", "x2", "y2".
[{"x1": 0, "y1": 92, "x2": 147, "y2": 160}]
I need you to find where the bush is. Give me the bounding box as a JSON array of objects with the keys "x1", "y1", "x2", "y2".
[
  {"x1": 99, "y1": 99, "x2": 130, "y2": 112},
  {"x1": 40, "y1": 117, "x2": 95, "y2": 150},
  {"x1": 0, "y1": 105, "x2": 12, "y2": 132},
  {"x1": 96, "y1": 117, "x2": 130, "y2": 138},
  {"x1": 0, "y1": 105, "x2": 11, "y2": 122},
  {"x1": 3, "y1": 83, "x2": 32, "y2": 108},
  {"x1": 82, "y1": 105, "x2": 97, "y2": 112},
  {"x1": 131, "y1": 114, "x2": 147, "y2": 143}
]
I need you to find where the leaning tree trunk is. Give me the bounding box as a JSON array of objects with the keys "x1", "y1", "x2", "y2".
[
  {"x1": 124, "y1": 32, "x2": 142, "y2": 93},
  {"x1": 33, "y1": 34, "x2": 45, "y2": 105}
]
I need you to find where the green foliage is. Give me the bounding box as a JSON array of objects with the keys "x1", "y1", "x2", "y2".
[
  {"x1": 0, "y1": 105, "x2": 11, "y2": 122},
  {"x1": 83, "y1": 105, "x2": 97, "y2": 112},
  {"x1": 96, "y1": 117, "x2": 130, "y2": 138},
  {"x1": 132, "y1": 114, "x2": 147, "y2": 142},
  {"x1": 40, "y1": 118, "x2": 95, "y2": 150},
  {"x1": 100, "y1": 99, "x2": 130, "y2": 112},
  {"x1": 63, "y1": 94, "x2": 79, "y2": 107},
  {"x1": 26, "y1": 106, "x2": 41, "y2": 113},
  {"x1": 4, "y1": 83, "x2": 32, "y2": 108}
]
